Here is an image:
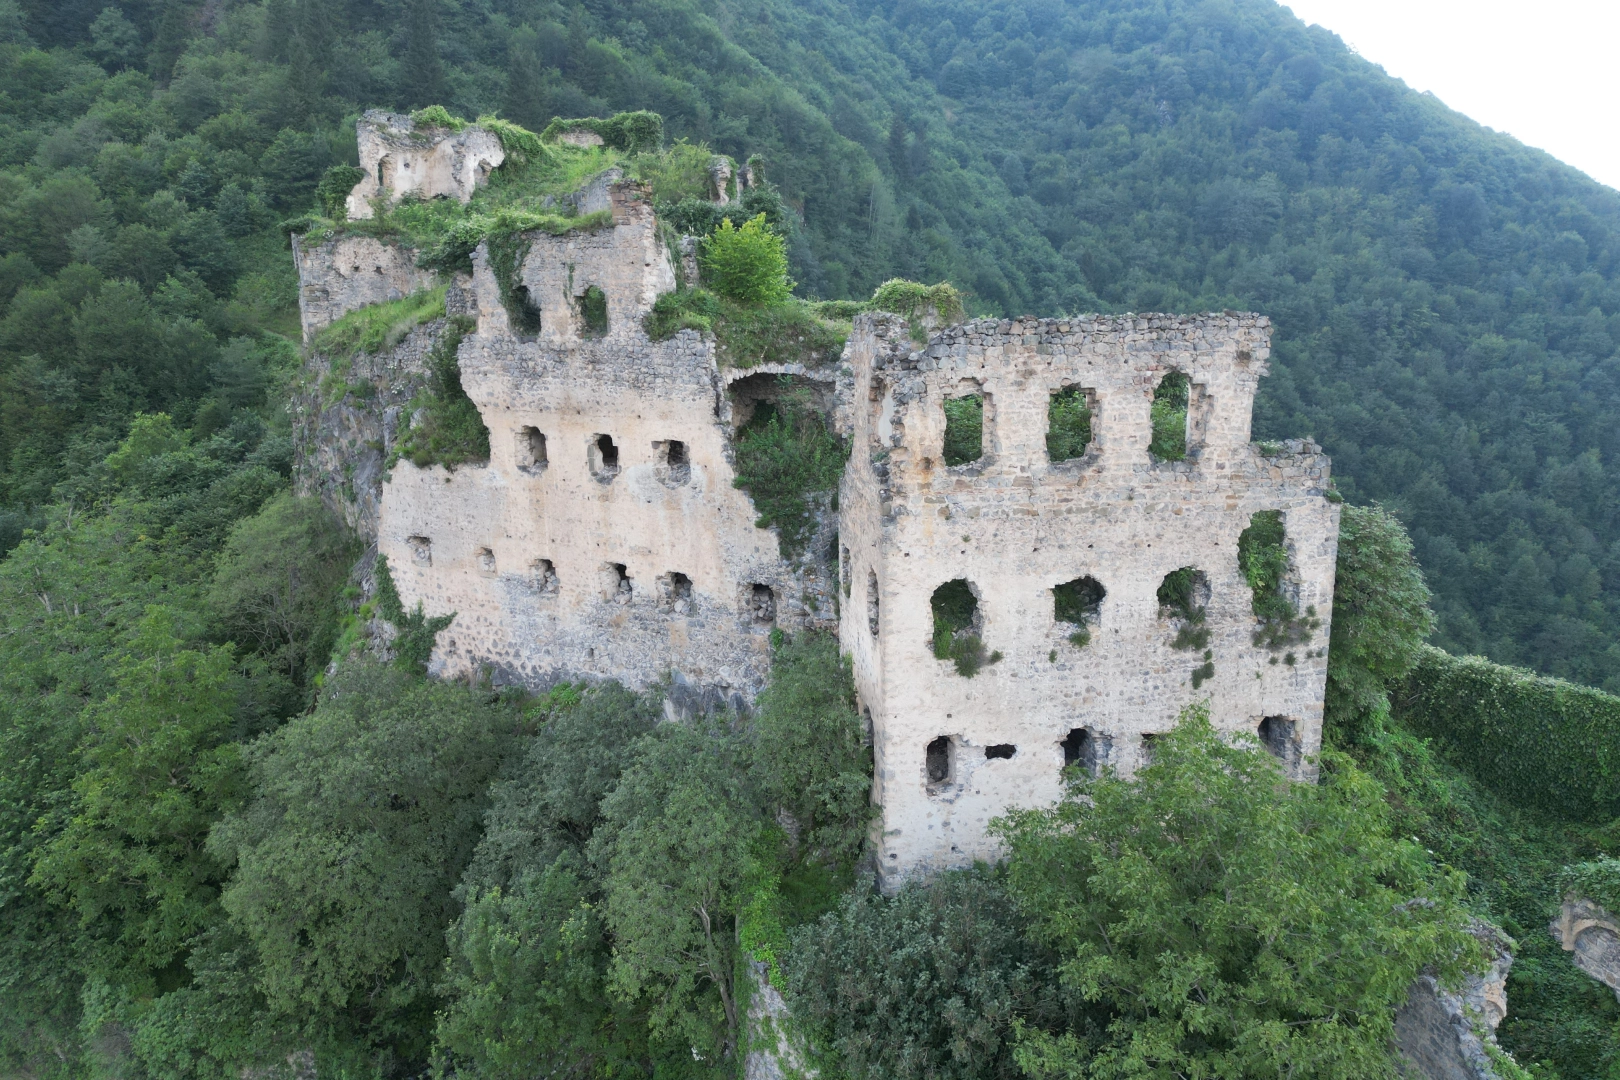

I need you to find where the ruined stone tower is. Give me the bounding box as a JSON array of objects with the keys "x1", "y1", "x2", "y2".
[
  {"x1": 839, "y1": 313, "x2": 1340, "y2": 886},
  {"x1": 292, "y1": 112, "x2": 1340, "y2": 889}
]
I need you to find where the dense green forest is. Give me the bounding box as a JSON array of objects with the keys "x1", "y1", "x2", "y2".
[{"x1": 5, "y1": 0, "x2": 1620, "y2": 1077}]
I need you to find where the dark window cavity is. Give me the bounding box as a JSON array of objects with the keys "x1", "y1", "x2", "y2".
[
  {"x1": 590, "y1": 434, "x2": 620, "y2": 481},
  {"x1": 407, "y1": 535, "x2": 432, "y2": 566},
  {"x1": 1140, "y1": 732, "x2": 1161, "y2": 764},
  {"x1": 841, "y1": 545, "x2": 852, "y2": 598},
  {"x1": 531, "y1": 558, "x2": 558, "y2": 594},
  {"x1": 926, "y1": 736, "x2": 952, "y2": 788},
  {"x1": 984, "y1": 744, "x2": 1016, "y2": 760},
  {"x1": 476, "y1": 546, "x2": 496, "y2": 575},
  {"x1": 578, "y1": 284, "x2": 608, "y2": 337},
  {"x1": 1149, "y1": 370, "x2": 1190, "y2": 462},
  {"x1": 1054, "y1": 575, "x2": 1106, "y2": 647},
  {"x1": 1258, "y1": 715, "x2": 1300, "y2": 773},
  {"x1": 603, "y1": 562, "x2": 631, "y2": 603},
  {"x1": 1047, "y1": 385, "x2": 1094, "y2": 462},
  {"x1": 749, "y1": 583, "x2": 776, "y2": 623},
  {"x1": 1062, "y1": 728, "x2": 1109, "y2": 775},
  {"x1": 942, "y1": 390, "x2": 985, "y2": 466},
  {"x1": 657, "y1": 439, "x2": 691, "y2": 485},
  {"x1": 659, "y1": 571, "x2": 693, "y2": 615},
  {"x1": 509, "y1": 284, "x2": 542, "y2": 341},
  {"x1": 867, "y1": 569, "x2": 880, "y2": 636},
  {"x1": 517, "y1": 427, "x2": 547, "y2": 472}
]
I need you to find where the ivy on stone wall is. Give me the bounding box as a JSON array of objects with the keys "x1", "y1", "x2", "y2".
[{"x1": 1393, "y1": 645, "x2": 1620, "y2": 820}]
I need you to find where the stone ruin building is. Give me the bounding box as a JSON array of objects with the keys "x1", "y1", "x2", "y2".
[{"x1": 292, "y1": 111, "x2": 1341, "y2": 887}]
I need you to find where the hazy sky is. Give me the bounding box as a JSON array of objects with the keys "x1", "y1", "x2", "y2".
[{"x1": 1280, "y1": 0, "x2": 1620, "y2": 190}]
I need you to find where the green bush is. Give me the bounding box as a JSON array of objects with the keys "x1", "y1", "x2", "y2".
[
  {"x1": 931, "y1": 579, "x2": 998, "y2": 677},
  {"x1": 312, "y1": 286, "x2": 447, "y2": 359},
  {"x1": 475, "y1": 115, "x2": 549, "y2": 172},
  {"x1": 731, "y1": 400, "x2": 848, "y2": 557},
  {"x1": 643, "y1": 289, "x2": 847, "y2": 369},
  {"x1": 393, "y1": 316, "x2": 490, "y2": 470},
  {"x1": 1046, "y1": 387, "x2": 1092, "y2": 461},
  {"x1": 1393, "y1": 645, "x2": 1620, "y2": 820},
  {"x1": 869, "y1": 279, "x2": 964, "y2": 329},
  {"x1": 1157, "y1": 566, "x2": 1210, "y2": 650},
  {"x1": 540, "y1": 111, "x2": 664, "y2": 154},
  {"x1": 411, "y1": 105, "x2": 468, "y2": 131},
  {"x1": 942, "y1": 395, "x2": 984, "y2": 465},
  {"x1": 700, "y1": 214, "x2": 792, "y2": 304},
  {"x1": 1149, "y1": 371, "x2": 1189, "y2": 461},
  {"x1": 783, "y1": 869, "x2": 1069, "y2": 1080},
  {"x1": 998, "y1": 704, "x2": 1482, "y2": 1080},
  {"x1": 316, "y1": 165, "x2": 366, "y2": 219}
]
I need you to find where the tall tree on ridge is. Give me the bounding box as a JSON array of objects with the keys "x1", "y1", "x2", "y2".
[{"x1": 403, "y1": 0, "x2": 448, "y2": 109}]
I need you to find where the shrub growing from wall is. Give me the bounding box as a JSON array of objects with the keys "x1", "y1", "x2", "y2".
[{"x1": 1393, "y1": 646, "x2": 1620, "y2": 821}]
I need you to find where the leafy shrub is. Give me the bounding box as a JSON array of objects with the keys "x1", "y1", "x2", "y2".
[
  {"x1": 475, "y1": 114, "x2": 548, "y2": 171},
  {"x1": 1562, "y1": 858, "x2": 1620, "y2": 914},
  {"x1": 541, "y1": 111, "x2": 664, "y2": 154},
  {"x1": 1237, "y1": 509, "x2": 1318, "y2": 649},
  {"x1": 374, "y1": 555, "x2": 455, "y2": 675},
  {"x1": 1394, "y1": 645, "x2": 1620, "y2": 820},
  {"x1": 312, "y1": 286, "x2": 446, "y2": 359},
  {"x1": 942, "y1": 395, "x2": 983, "y2": 465},
  {"x1": 700, "y1": 214, "x2": 792, "y2": 304},
  {"x1": 931, "y1": 579, "x2": 998, "y2": 677},
  {"x1": 1046, "y1": 387, "x2": 1092, "y2": 461},
  {"x1": 869, "y1": 278, "x2": 964, "y2": 328},
  {"x1": 417, "y1": 208, "x2": 613, "y2": 275},
  {"x1": 643, "y1": 289, "x2": 847, "y2": 369},
  {"x1": 1157, "y1": 566, "x2": 1210, "y2": 650},
  {"x1": 997, "y1": 704, "x2": 1482, "y2": 1080},
  {"x1": 634, "y1": 140, "x2": 716, "y2": 204},
  {"x1": 1149, "y1": 370, "x2": 1189, "y2": 461},
  {"x1": 783, "y1": 869, "x2": 1069, "y2": 1080},
  {"x1": 410, "y1": 105, "x2": 467, "y2": 131},
  {"x1": 1327, "y1": 504, "x2": 1436, "y2": 733},
  {"x1": 578, "y1": 285, "x2": 608, "y2": 336},
  {"x1": 316, "y1": 164, "x2": 365, "y2": 219},
  {"x1": 731, "y1": 400, "x2": 848, "y2": 557},
  {"x1": 393, "y1": 316, "x2": 490, "y2": 470},
  {"x1": 644, "y1": 287, "x2": 721, "y2": 338}
]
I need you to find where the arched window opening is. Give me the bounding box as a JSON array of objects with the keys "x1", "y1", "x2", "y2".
[
  {"x1": 1054, "y1": 575, "x2": 1106, "y2": 647},
  {"x1": 1157, "y1": 567, "x2": 1210, "y2": 651},
  {"x1": 517, "y1": 427, "x2": 547, "y2": 472},
  {"x1": 926, "y1": 736, "x2": 953, "y2": 790},
  {"x1": 590, "y1": 434, "x2": 620, "y2": 481},
  {"x1": 931, "y1": 579, "x2": 999, "y2": 677}
]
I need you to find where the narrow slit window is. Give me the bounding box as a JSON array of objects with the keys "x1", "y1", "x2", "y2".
[
  {"x1": 603, "y1": 562, "x2": 631, "y2": 603},
  {"x1": 1047, "y1": 386, "x2": 1094, "y2": 462},
  {"x1": 1149, "y1": 370, "x2": 1190, "y2": 462},
  {"x1": 1054, "y1": 575, "x2": 1105, "y2": 648},
  {"x1": 475, "y1": 546, "x2": 496, "y2": 576},
  {"x1": 867, "y1": 569, "x2": 880, "y2": 636},
  {"x1": 942, "y1": 392, "x2": 985, "y2": 466},
  {"x1": 517, "y1": 427, "x2": 547, "y2": 472},
  {"x1": 926, "y1": 736, "x2": 952, "y2": 787}
]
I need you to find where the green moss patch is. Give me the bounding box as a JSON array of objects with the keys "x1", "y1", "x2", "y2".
[
  {"x1": 313, "y1": 286, "x2": 447, "y2": 360},
  {"x1": 644, "y1": 289, "x2": 848, "y2": 369}
]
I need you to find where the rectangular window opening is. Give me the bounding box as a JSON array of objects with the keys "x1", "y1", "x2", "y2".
[
  {"x1": 531, "y1": 558, "x2": 558, "y2": 594},
  {"x1": 942, "y1": 390, "x2": 985, "y2": 466},
  {"x1": 1047, "y1": 386, "x2": 1094, "y2": 462},
  {"x1": 984, "y1": 744, "x2": 1016, "y2": 760},
  {"x1": 517, "y1": 427, "x2": 548, "y2": 472},
  {"x1": 749, "y1": 583, "x2": 776, "y2": 624},
  {"x1": 475, "y1": 546, "x2": 496, "y2": 576},
  {"x1": 660, "y1": 571, "x2": 694, "y2": 615},
  {"x1": 602, "y1": 562, "x2": 631, "y2": 603},
  {"x1": 926, "y1": 735, "x2": 952, "y2": 789},
  {"x1": 658, "y1": 439, "x2": 691, "y2": 485},
  {"x1": 407, "y1": 535, "x2": 432, "y2": 566},
  {"x1": 590, "y1": 434, "x2": 620, "y2": 480}
]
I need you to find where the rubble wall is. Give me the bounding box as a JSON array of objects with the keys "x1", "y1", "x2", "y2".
[
  {"x1": 291, "y1": 232, "x2": 437, "y2": 344},
  {"x1": 374, "y1": 182, "x2": 836, "y2": 703},
  {"x1": 839, "y1": 313, "x2": 1341, "y2": 887}
]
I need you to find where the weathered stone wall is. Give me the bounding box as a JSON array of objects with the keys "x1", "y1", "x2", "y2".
[
  {"x1": 345, "y1": 110, "x2": 504, "y2": 220},
  {"x1": 374, "y1": 181, "x2": 837, "y2": 704},
  {"x1": 1395, "y1": 922, "x2": 1514, "y2": 1080},
  {"x1": 839, "y1": 313, "x2": 1341, "y2": 887},
  {"x1": 1553, "y1": 897, "x2": 1620, "y2": 1000},
  {"x1": 291, "y1": 232, "x2": 437, "y2": 343}
]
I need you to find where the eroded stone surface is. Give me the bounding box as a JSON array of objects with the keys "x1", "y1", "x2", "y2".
[
  {"x1": 839, "y1": 312, "x2": 1342, "y2": 887},
  {"x1": 1395, "y1": 921, "x2": 1514, "y2": 1080},
  {"x1": 292, "y1": 232, "x2": 437, "y2": 344},
  {"x1": 345, "y1": 109, "x2": 504, "y2": 220},
  {"x1": 1554, "y1": 896, "x2": 1620, "y2": 999}
]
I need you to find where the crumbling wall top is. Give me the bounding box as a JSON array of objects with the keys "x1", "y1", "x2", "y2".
[{"x1": 346, "y1": 109, "x2": 505, "y2": 220}]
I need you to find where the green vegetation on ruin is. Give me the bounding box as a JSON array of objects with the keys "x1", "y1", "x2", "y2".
[
  {"x1": 730, "y1": 399, "x2": 848, "y2": 558},
  {"x1": 391, "y1": 315, "x2": 488, "y2": 471},
  {"x1": 311, "y1": 284, "x2": 446, "y2": 360}
]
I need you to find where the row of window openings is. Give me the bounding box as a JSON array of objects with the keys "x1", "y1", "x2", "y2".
[
  {"x1": 404, "y1": 539, "x2": 776, "y2": 621},
  {"x1": 923, "y1": 716, "x2": 1298, "y2": 789},
  {"x1": 516, "y1": 429, "x2": 690, "y2": 484},
  {"x1": 939, "y1": 370, "x2": 1200, "y2": 467},
  {"x1": 505, "y1": 284, "x2": 608, "y2": 342}
]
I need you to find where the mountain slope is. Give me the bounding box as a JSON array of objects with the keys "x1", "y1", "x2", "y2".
[{"x1": 4, "y1": 0, "x2": 1620, "y2": 689}]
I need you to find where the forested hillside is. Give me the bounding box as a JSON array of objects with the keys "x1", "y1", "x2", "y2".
[{"x1": 3, "y1": 0, "x2": 1619, "y2": 688}]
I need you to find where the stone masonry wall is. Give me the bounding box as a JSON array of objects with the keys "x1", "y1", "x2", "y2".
[
  {"x1": 1394, "y1": 921, "x2": 1514, "y2": 1080},
  {"x1": 374, "y1": 181, "x2": 838, "y2": 705},
  {"x1": 839, "y1": 312, "x2": 1341, "y2": 887},
  {"x1": 345, "y1": 109, "x2": 505, "y2": 220},
  {"x1": 292, "y1": 232, "x2": 437, "y2": 344}
]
